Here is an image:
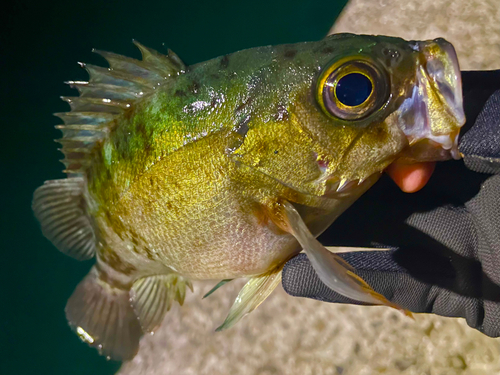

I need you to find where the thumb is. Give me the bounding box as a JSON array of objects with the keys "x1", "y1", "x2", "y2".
[{"x1": 386, "y1": 161, "x2": 436, "y2": 193}]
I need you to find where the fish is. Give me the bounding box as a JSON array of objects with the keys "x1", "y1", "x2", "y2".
[{"x1": 32, "y1": 34, "x2": 465, "y2": 361}]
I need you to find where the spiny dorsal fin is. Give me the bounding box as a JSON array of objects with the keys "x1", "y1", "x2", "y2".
[
  {"x1": 57, "y1": 41, "x2": 186, "y2": 176},
  {"x1": 32, "y1": 178, "x2": 96, "y2": 260}
]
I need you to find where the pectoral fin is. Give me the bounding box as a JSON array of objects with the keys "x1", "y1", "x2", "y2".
[
  {"x1": 281, "y1": 201, "x2": 411, "y2": 316},
  {"x1": 216, "y1": 267, "x2": 283, "y2": 331},
  {"x1": 32, "y1": 178, "x2": 96, "y2": 260}
]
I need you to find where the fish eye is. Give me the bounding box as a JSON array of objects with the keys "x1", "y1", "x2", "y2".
[
  {"x1": 317, "y1": 59, "x2": 389, "y2": 121},
  {"x1": 335, "y1": 73, "x2": 372, "y2": 106}
]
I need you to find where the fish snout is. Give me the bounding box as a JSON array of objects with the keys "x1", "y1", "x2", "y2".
[
  {"x1": 419, "y1": 38, "x2": 465, "y2": 126},
  {"x1": 396, "y1": 38, "x2": 465, "y2": 162}
]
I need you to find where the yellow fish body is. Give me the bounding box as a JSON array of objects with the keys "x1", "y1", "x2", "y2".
[{"x1": 33, "y1": 34, "x2": 464, "y2": 360}]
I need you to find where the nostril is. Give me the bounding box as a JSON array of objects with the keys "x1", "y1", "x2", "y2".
[{"x1": 433, "y1": 37, "x2": 449, "y2": 46}]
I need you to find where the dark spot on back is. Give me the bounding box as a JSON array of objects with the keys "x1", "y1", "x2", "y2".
[
  {"x1": 189, "y1": 81, "x2": 200, "y2": 94},
  {"x1": 210, "y1": 73, "x2": 220, "y2": 80},
  {"x1": 284, "y1": 49, "x2": 297, "y2": 59},
  {"x1": 226, "y1": 112, "x2": 251, "y2": 154},
  {"x1": 273, "y1": 104, "x2": 289, "y2": 121},
  {"x1": 220, "y1": 55, "x2": 230, "y2": 69},
  {"x1": 235, "y1": 97, "x2": 253, "y2": 114},
  {"x1": 235, "y1": 115, "x2": 250, "y2": 137},
  {"x1": 174, "y1": 89, "x2": 186, "y2": 97},
  {"x1": 135, "y1": 121, "x2": 146, "y2": 136},
  {"x1": 322, "y1": 46, "x2": 334, "y2": 54}
]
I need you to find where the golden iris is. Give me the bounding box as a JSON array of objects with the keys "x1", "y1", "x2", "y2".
[{"x1": 317, "y1": 57, "x2": 389, "y2": 121}]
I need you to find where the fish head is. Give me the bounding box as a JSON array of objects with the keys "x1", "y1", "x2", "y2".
[{"x1": 287, "y1": 34, "x2": 464, "y2": 195}]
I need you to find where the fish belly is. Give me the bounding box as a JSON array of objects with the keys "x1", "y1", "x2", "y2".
[{"x1": 99, "y1": 180, "x2": 300, "y2": 280}]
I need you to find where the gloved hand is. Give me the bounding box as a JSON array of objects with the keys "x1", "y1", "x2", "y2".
[{"x1": 282, "y1": 71, "x2": 500, "y2": 337}]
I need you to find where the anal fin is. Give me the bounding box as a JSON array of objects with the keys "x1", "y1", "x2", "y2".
[
  {"x1": 130, "y1": 274, "x2": 193, "y2": 334},
  {"x1": 216, "y1": 266, "x2": 283, "y2": 331},
  {"x1": 32, "y1": 178, "x2": 95, "y2": 260},
  {"x1": 65, "y1": 266, "x2": 142, "y2": 361}
]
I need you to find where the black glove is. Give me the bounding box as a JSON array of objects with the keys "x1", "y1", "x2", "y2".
[{"x1": 282, "y1": 71, "x2": 500, "y2": 337}]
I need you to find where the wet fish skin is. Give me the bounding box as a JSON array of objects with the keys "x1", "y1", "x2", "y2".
[{"x1": 33, "y1": 34, "x2": 464, "y2": 360}]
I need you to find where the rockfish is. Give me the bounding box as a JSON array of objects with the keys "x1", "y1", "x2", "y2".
[{"x1": 32, "y1": 34, "x2": 464, "y2": 360}]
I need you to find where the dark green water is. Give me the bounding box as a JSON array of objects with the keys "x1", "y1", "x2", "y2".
[{"x1": 1, "y1": 1, "x2": 347, "y2": 373}]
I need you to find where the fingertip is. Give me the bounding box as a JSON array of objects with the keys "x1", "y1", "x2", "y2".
[{"x1": 386, "y1": 162, "x2": 436, "y2": 193}]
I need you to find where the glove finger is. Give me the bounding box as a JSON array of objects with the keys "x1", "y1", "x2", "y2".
[
  {"x1": 282, "y1": 252, "x2": 500, "y2": 336},
  {"x1": 459, "y1": 89, "x2": 500, "y2": 174},
  {"x1": 282, "y1": 251, "x2": 434, "y2": 310}
]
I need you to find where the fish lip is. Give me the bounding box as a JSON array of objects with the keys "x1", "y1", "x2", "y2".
[
  {"x1": 397, "y1": 38, "x2": 465, "y2": 161},
  {"x1": 418, "y1": 38, "x2": 465, "y2": 125}
]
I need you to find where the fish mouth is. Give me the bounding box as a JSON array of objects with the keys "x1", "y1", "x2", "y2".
[
  {"x1": 395, "y1": 38, "x2": 465, "y2": 161},
  {"x1": 322, "y1": 173, "x2": 381, "y2": 198}
]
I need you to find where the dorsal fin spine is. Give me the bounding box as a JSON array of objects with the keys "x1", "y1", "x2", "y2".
[{"x1": 56, "y1": 41, "x2": 186, "y2": 176}]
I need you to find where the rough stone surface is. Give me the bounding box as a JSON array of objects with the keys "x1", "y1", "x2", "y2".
[
  {"x1": 120, "y1": 281, "x2": 500, "y2": 375},
  {"x1": 331, "y1": 0, "x2": 500, "y2": 70},
  {"x1": 120, "y1": 1, "x2": 500, "y2": 374}
]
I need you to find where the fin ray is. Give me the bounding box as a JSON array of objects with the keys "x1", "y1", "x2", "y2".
[
  {"x1": 325, "y1": 246, "x2": 392, "y2": 253},
  {"x1": 61, "y1": 96, "x2": 129, "y2": 113},
  {"x1": 216, "y1": 268, "x2": 283, "y2": 331},
  {"x1": 67, "y1": 81, "x2": 145, "y2": 100},
  {"x1": 132, "y1": 41, "x2": 186, "y2": 76},
  {"x1": 66, "y1": 266, "x2": 142, "y2": 361},
  {"x1": 93, "y1": 49, "x2": 164, "y2": 81},
  {"x1": 54, "y1": 111, "x2": 116, "y2": 125},
  {"x1": 32, "y1": 178, "x2": 96, "y2": 260},
  {"x1": 130, "y1": 274, "x2": 192, "y2": 333},
  {"x1": 83, "y1": 63, "x2": 154, "y2": 89}
]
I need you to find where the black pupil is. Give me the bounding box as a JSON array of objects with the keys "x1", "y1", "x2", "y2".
[{"x1": 335, "y1": 73, "x2": 372, "y2": 106}]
